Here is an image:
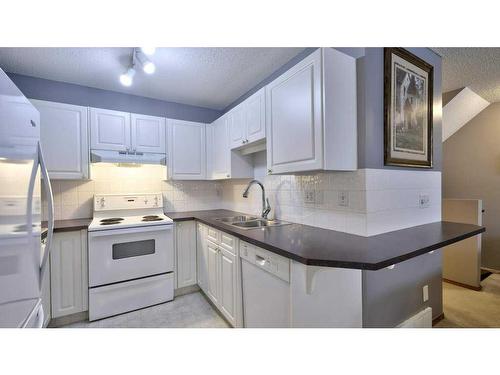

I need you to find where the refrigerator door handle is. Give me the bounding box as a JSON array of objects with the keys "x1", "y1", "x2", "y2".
[{"x1": 38, "y1": 142, "x2": 54, "y2": 280}]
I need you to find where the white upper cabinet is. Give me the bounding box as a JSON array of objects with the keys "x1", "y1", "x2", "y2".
[
  {"x1": 131, "y1": 113, "x2": 166, "y2": 154},
  {"x1": 207, "y1": 114, "x2": 254, "y2": 180},
  {"x1": 90, "y1": 108, "x2": 131, "y2": 152},
  {"x1": 266, "y1": 48, "x2": 357, "y2": 174},
  {"x1": 229, "y1": 104, "x2": 246, "y2": 149},
  {"x1": 229, "y1": 87, "x2": 266, "y2": 149},
  {"x1": 32, "y1": 100, "x2": 89, "y2": 179},
  {"x1": 167, "y1": 119, "x2": 206, "y2": 180},
  {"x1": 211, "y1": 115, "x2": 230, "y2": 179},
  {"x1": 244, "y1": 88, "x2": 266, "y2": 144}
]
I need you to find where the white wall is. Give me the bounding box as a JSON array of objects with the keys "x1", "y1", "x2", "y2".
[
  {"x1": 42, "y1": 163, "x2": 223, "y2": 220},
  {"x1": 222, "y1": 158, "x2": 441, "y2": 236},
  {"x1": 43, "y1": 161, "x2": 441, "y2": 237}
]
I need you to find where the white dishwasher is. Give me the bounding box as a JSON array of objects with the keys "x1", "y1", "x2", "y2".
[{"x1": 240, "y1": 242, "x2": 290, "y2": 328}]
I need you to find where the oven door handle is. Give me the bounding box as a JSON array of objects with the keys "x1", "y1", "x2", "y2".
[{"x1": 89, "y1": 225, "x2": 173, "y2": 238}]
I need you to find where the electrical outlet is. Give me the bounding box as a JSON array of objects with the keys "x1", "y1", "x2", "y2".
[
  {"x1": 338, "y1": 191, "x2": 349, "y2": 207},
  {"x1": 303, "y1": 190, "x2": 316, "y2": 204},
  {"x1": 422, "y1": 285, "x2": 429, "y2": 302},
  {"x1": 419, "y1": 194, "x2": 430, "y2": 208}
]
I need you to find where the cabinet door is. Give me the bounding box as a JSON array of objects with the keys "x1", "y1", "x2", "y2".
[
  {"x1": 32, "y1": 100, "x2": 89, "y2": 179},
  {"x1": 90, "y1": 108, "x2": 131, "y2": 151},
  {"x1": 168, "y1": 120, "x2": 206, "y2": 180},
  {"x1": 175, "y1": 221, "x2": 197, "y2": 288},
  {"x1": 196, "y1": 223, "x2": 209, "y2": 293},
  {"x1": 131, "y1": 113, "x2": 166, "y2": 153},
  {"x1": 229, "y1": 104, "x2": 246, "y2": 149},
  {"x1": 50, "y1": 230, "x2": 88, "y2": 318},
  {"x1": 266, "y1": 49, "x2": 323, "y2": 174},
  {"x1": 206, "y1": 240, "x2": 220, "y2": 305},
  {"x1": 245, "y1": 88, "x2": 266, "y2": 144},
  {"x1": 219, "y1": 247, "x2": 237, "y2": 326},
  {"x1": 211, "y1": 115, "x2": 230, "y2": 179}
]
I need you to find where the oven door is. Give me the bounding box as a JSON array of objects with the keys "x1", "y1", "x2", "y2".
[{"x1": 88, "y1": 225, "x2": 173, "y2": 287}]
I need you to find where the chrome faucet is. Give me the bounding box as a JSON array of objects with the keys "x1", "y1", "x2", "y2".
[{"x1": 242, "y1": 179, "x2": 271, "y2": 219}]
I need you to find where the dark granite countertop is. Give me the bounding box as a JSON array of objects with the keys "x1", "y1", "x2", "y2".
[
  {"x1": 165, "y1": 209, "x2": 485, "y2": 271},
  {"x1": 42, "y1": 218, "x2": 92, "y2": 234}
]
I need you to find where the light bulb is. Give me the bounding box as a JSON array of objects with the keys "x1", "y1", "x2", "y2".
[
  {"x1": 119, "y1": 67, "x2": 135, "y2": 86},
  {"x1": 141, "y1": 47, "x2": 156, "y2": 55},
  {"x1": 143, "y1": 61, "x2": 156, "y2": 74}
]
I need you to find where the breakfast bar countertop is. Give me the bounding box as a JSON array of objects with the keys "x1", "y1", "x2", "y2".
[{"x1": 165, "y1": 209, "x2": 485, "y2": 271}]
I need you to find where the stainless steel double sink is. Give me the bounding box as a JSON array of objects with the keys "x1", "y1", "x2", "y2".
[{"x1": 215, "y1": 215, "x2": 290, "y2": 230}]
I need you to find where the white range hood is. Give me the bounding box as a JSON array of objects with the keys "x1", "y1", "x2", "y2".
[{"x1": 90, "y1": 150, "x2": 166, "y2": 165}]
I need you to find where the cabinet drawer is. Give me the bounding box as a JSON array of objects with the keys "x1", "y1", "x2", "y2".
[
  {"x1": 207, "y1": 227, "x2": 220, "y2": 243},
  {"x1": 220, "y1": 233, "x2": 236, "y2": 255}
]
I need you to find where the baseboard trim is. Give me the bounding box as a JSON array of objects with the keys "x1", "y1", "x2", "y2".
[
  {"x1": 174, "y1": 284, "x2": 200, "y2": 297},
  {"x1": 443, "y1": 278, "x2": 482, "y2": 291},
  {"x1": 432, "y1": 313, "x2": 445, "y2": 326},
  {"x1": 48, "y1": 311, "x2": 88, "y2": 328}
]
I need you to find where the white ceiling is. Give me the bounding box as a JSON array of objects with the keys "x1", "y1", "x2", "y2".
[
  {"x1": 434, "y1": 47, "x2": 500, "y2": 103},
  {"x1": 0, "y1": 47, "x2": 304, "y2": 110}
]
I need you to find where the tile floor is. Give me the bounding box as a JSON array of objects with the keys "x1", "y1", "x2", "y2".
[{"x1": 62, "y1": 292, "x2": 230, "y2": 328}]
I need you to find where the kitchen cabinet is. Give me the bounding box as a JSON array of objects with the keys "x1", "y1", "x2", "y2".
[
  {"x1": 206, "y1": 114, "x2": 254, "y2": 180},
  {"x1": 91, "y1": 108, "x2": 166, "y2": 156},
  {"x1": 32, "y1": 100, "x2": 89, "y2": 179},
  {"x1": 196, "y1": 223, "x2": 209, "y2": 293},
  {"x1": 90, "y1": 108, "x2": 131, "y2": 152},
  {"x1": 50, "y1": 230, "x2": 88, "y2": 318},
  {"x1": 266, "y1": 48, "x2": 357, "y2": 174},
  {"x1": 229, "y1": 87, "x2": 266, "y2": 149},
  {"x1": 131, "y1": 113, "x2": 166, "y2": 153},
  {"x1": 198, "y1": 224, "x2": 241, "y2": 327},
  {"x1": 206, "y1": 240, "x2": 220, "y2": 305},
  {"x1": 175, "y1": 221, "x2": 197, "y2": 289},
  {"x1": 167, "y1": 119, "x2": 206, "y2": 180}
]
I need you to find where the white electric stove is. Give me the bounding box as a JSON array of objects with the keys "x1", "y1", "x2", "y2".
[{"x1": 88, "y1": 193, "x2": 174, "y2": 321}]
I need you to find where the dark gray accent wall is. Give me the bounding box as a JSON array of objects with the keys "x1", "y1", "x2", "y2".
[
  {"x1": 362, "y1": 250, "x2": 442, "y2": 327},
  {"x1": 357, "y1": 47, "x2": 442, "y2": 171},
  {"x1": 6, "y1": 73, "x2": 222, "y2": 123}
]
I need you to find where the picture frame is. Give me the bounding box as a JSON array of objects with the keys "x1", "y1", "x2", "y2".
[{"x1": 384, "y1": 47, "x2": 433, "y2": 168}]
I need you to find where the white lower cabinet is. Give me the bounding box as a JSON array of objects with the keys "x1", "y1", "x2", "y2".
[
  {"x1": 196, "y1": 223, "x2": 209, "y2": 293},
  {"x1": 197, "y1": 224, "x2": 242, "y2": 327},
  {"x1": 175, "y1": 221, "x2": 197, "y2": 289},
  {"x1": 50, "y1": 230, "x2": 88, "y2": 318}
]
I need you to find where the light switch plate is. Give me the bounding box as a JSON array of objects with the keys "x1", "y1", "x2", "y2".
[
  {"x1": 423, "y1": 285, "x2": 429, "y2": 302},
  {"x1": 304, "y1": 190, "x2": 316, "y2": 204},
  {"x1": 419, "y1": 194, "x2": 430, "y2": 208},
  {"x1": 338, "y1": 191, "x2": 349, "y2": 207}
]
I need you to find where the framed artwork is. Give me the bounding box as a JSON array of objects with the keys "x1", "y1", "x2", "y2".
[{"x1": 384, "y1": 47, "x2": 433, "y2": 168}]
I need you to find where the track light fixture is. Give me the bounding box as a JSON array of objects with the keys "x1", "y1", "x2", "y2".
[
  {"x1": 119, "y1": 47, "x2": 156, "y2": 86},
  {"x1": 119, "y1": 67, "x2": 136, "y2": 87},
  {"x1": 136, "y1": 51, "x2": 156, "y2": 74}
]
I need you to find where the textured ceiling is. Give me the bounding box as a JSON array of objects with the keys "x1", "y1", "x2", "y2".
[
  {"x1": 0, "y1": 47, "x2": 304, "y2": 110},
  {"x1": 434, "y1": 47, "x2": 500, "y2": 103}
]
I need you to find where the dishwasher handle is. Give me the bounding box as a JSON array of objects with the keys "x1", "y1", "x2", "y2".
[{"x1": 255, "y1": 254, "x2": 270, "y2": 268}]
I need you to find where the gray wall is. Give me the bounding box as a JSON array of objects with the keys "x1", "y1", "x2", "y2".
[
  {"x1": 357, "y1": 48, "x2": 442, "y2": 171},
  {"x1": 362, "y1": 250, "x2": 443, "y2": 327},
  {"x1": 443, "y1": 103, "x2": 500, "y2": 271},
  {"x1": 6, "y1": 73, "x2": 222, "y2": 123}
]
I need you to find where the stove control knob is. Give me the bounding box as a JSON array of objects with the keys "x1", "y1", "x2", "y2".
[
  {"x1": 99, "y1": 197, "x2": 105, "y2": 208},
  {"x1": 154, "y1": 196, "x2": 159, "y2": 206},
  {"x1": 144, "y1": 198, "x2": 148, "y2": 205}
]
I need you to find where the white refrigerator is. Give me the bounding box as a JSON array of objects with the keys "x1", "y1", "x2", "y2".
[{"x1": 0, "y1": 68, "x2": 54, "y2": 328}]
